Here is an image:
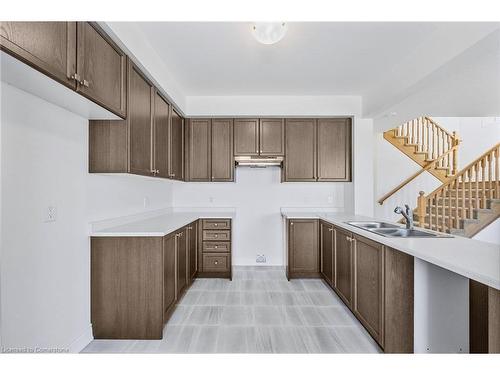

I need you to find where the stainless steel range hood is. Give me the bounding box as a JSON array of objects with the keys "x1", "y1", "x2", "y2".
[{"x1": 235, "y1": 156, "x2": 284, "y2": 167}]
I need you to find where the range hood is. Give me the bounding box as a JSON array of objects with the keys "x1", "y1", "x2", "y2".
[{"x1": 235, "y1": 155, "x2": 284, "y2": 167}]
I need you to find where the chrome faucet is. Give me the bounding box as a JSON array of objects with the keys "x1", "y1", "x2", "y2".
[{"x1": 394, "y1": 204, "x2": 414, "y2": 230}]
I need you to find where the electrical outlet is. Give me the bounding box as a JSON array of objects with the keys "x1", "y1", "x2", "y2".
[
  {"x1": 256, "y1": 254, "x2": 266, "y2": 263},
  {"x1": 44, "y1": 206, "x2": 57, "y2": 222},
  {"x1": 327, "y1": 195, "x2": 333, "y2": 203},
  {"x1": 143, "y1": 197, "x2": 150, "y2": 208}
]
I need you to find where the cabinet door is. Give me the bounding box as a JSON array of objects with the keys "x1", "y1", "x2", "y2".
[
  {"x1": 320, "y1": 221, "x2": 334, "y2": 287},
  {"x1": 284, "y1": 119, "x2": 317, "y2": 181},
  {"x1": 234, "y1": 119, "x2": 259, "y2": 156},
  {"x1": 176, "y1": 228, "x2": 188, "y2": 298},
  {"x1": 211, "y1": 119, "x2": 234, "y2": 181},
  {"x1": 128, "y1": 62, "x2": 154, "y2": 176},
  {"x1": 169, "y1": 108, "x2": 184, "y2": 181},
  {"x1": 163, "y1": 233, "x2": 177, "y2": 319},
  {"x1": 317, "y1": 118, "x2": 351, "y2": 181},
  {"x1": 353, "y1": 235, "x2": 384, "y2": 347},
  {"x1": 0, "y1": 22, "x2": 77, "y2": 89},
  {"x1": 76, "y1": 23, "x2": 126, "y2": 118},
  {"x1": 153, "y1": 92, "x2": 170, "y2": 179},
  {"x1": 188, "y1": 221, "x2": 198, "y2": 282},
  {"x1": 288, "y1": 219, "x2": 319, "y2": 276},
  {"x1": 186, "y1": 119, "x2": 211, "y2": 181},
  {"x1": 335, "y1": 228, "x2": 353, "y2": 308},
  {"x1": 260, "y1": 118, "x2": 284, "y2": 156}
]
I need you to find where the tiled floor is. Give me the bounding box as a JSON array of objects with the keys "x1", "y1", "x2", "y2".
[{"x1": 82, "y1": 266, "x2": 381, "y2": 353}]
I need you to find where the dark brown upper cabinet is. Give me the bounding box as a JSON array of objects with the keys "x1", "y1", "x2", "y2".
[
  {"x1": 128, "y1": 62, "x2": 154, "y2": 176},
  {"x1": 169, "y1": 108, "x2": 185, "y2": 181},
  {"x1": 0, "y1": 22, "x2": 77, "y2": 89},
  {"x1": 234, "y1": 118, "x2": 284, "y2": 156},
  {"x1": 89, "y1": 60, "x2": 185, "y2": 181},
  {"x1": 284, "y1": 119, "x2": 317, "y2": 182},
  {"x1": 185, "y1": 119, "x2": 234, "y2": 182},
  {"x1": 283, "y1": 118, "x2": 351, "y2": 182},
  {"x1": 317, "y1": 118, "x2": 351, "y2": 181},
  {"x1": 186, "y1": 119, "x2": 211, "y2": 181},
  {"x1": 153, "y1": 92, "x2": 171, "y2": 179},
  {"x1": 1, "y1": 22, "x2": 126, "y2": 118},
  {"x1": 234, "y1": 119, "x2": 259, "y2": 156},
  {"x1": 260, "y1": 118, "x2": 285, "y2": 155},
  {"x1": 75, "y1": 22, "x2": 127, "y2": 118},
  {"x1": 211, "y1": 119, "x2": 234, "y2": 181}
]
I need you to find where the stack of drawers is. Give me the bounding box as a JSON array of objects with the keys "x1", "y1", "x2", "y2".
[{"x1": 199, "y1": 218, "x2": 232, "y2": 279}]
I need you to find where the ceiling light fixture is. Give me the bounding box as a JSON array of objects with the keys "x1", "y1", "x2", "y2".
[{"x1": 252, "y1": 22, "x2": 287, "y2": 45}]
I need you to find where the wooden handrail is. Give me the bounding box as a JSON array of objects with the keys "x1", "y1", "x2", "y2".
[
  {"x1": 378, "y1": 145, "x2": 458, "y2": 205},
  {"x1": 424, "y1": 116, "x2": 457, "y2": 141},
  {"x1": 425, "y1": 142, "x2": 500, "y2": 199},
  {"x1": 416, "y1": 142, "x2": 500, "y2": 232}
]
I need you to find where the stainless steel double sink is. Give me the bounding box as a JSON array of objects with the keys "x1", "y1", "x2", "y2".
[{"x1": 345, "y1": 221, "x2": 452, "y2": 238}]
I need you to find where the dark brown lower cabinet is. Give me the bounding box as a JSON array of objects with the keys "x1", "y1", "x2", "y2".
[
  {"x1": 287, "y1": 219, "x2": 319, "y2": 279},
  {"x1": 91, "y1": 237, "x2": 164, "y2": 339},
  {"x1": 320, "y1": 220, "x2": 334, "y2": 287},
  {"x1": 188, "y1": 221, "x2": 198, "y2": 283},
  {"x1": 470, "y1": 280, "x2": 500, "y2": 353},
  {"x1": 199, "y1": 219, "x2": 232, "y2": 279},
  {"x1": 353, "y1": 235, "x2": 384, "y2": 347},
  {"x1": 287, "y1": 220, "x2": 414, "y2": 353},
  {"x1": 383, "y1": 246, "x2": 414, "y2": 353},
  {"x1": 334, "y1": 227, "x2": 353, "y2": 308},
  {"x1": 163, "y1": 232, "x2": 177, "y2": 322},
  {"x1": 176, "y1": 227, "x2": 188, "y2": 299}
]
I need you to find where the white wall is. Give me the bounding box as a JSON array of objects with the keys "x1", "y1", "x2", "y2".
[
  {"x1": 0, "y1": 82, "x2": 173, "y2": 352},
  {"x1": 173, "y1": 167, "x2": 346, "y2": 266}
]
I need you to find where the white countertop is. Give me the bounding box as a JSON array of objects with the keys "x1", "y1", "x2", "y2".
[
  {"x1": 282, "y1": 209, "x2": 500, "y2": 290},
  {"x1": 90, "y1": 208, "x2": 236, "y2": 237}
]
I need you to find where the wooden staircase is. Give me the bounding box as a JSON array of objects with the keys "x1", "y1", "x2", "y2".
[
  {"x1": 380, "y1": 116, "x2": 461, "y2": 204},
  {"x1": 415, "y1": 143, "x2": 500, "y2": 237},
  {"x1": 383, "y1": 116, "x2": 461, "y2": 182}
]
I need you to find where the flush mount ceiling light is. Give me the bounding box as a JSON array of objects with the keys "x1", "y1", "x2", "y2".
[{"x1": 252, "y1": 22, "x2": 288, "y2": 45}]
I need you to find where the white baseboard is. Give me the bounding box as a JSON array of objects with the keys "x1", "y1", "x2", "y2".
[{"x1": 68, "y1": 324, "x2": 93, "y2": 353}]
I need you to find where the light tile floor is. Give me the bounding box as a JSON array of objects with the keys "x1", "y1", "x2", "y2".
[{"x1": 82, "y1": 266, "x2": 381, "y2": 353}]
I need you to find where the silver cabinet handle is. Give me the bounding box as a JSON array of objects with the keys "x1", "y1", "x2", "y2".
[
  {"x1": 214, "y1": 261, "x2": 218, "y2": 265},
  {"x1": 215, "y1": 245, "x2": 218, "y2": 249},
  {"x1": 79, "y1": 79, "x2": 90, "y2": 87},
  {"x1": 214, "y1": 223, "x2": 218, "y2": 227},
  {"x1": 70, "y1": 73, "x2": 81, "y2": 82},
  {"x1": 328, "y1": 228, "x2": 333, "y2": 232},
  {"x1": 214, "y1": 234, "x2": 218, "y2": 238}
]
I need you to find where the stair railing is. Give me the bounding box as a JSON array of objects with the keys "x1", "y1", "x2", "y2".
[
  {"x1": 378, "y1": 144, "x2": 460, "y2": 205},
  {"x1": 396, "y1": 116, "x2": 461, "y2": 173},
  {"x1": 416, "y1": 142, "x2": 500, "y2": 232},
  {"x1": 379, "y1": 116, "x2": 461, "y2": 204}
]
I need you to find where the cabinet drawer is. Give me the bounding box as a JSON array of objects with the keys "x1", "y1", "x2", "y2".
[
  {"x1": 202, "y1": 241, "x2": 231, "y2": 253},
  {"x1": 202, "y1": 219, "x2": 231, "y2": 230},
  {"x1": 203, "y1": 253, "x2": 230, "y2": 272},
  {"x1": 202, "y1": 230, "x2": 231, "y2": 241}
]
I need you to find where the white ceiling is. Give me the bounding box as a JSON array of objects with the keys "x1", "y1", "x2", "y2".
[{"x1": 134, "y1": 22, "x2": 499, "y2": 115}]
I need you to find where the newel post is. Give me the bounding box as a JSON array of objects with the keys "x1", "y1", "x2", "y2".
[
  {"x1": 452, "y1": 131, "x2": 459, "y2": 175},
  {"x1": 417, "y1": 191, "x2": 427, "y2": 228}
]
